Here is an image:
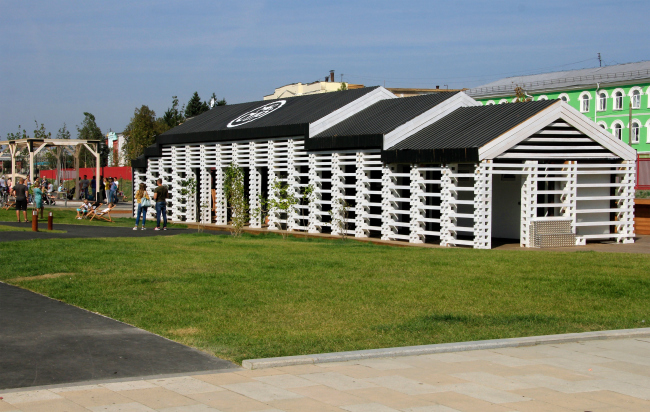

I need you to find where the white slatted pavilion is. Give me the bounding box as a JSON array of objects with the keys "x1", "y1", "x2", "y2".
[{"x1": 133, "y1": 90, "x2": 635, "y2": 249}]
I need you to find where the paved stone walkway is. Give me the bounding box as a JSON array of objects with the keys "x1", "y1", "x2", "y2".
[{"x1": 1, "y1": 337, "x2": 648, "y2": 411}]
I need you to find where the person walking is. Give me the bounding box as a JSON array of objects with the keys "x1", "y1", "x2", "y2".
[
  {"x1": 153, "y1": 178, "x2": 168, "y2": 231},
  {"x1": 33, "y1": 179, "x2": 44, "y2": 219},
  {"x1": 109, "y1": 178, "x2": 118, "y2": 204},
  {"x1": 100, "y1": 176, "x2": 106, "y2": 203},
  {"x1": 134, "y1": 183, "x2": 151, "y2": 230},
  {"x1": 113, "y1": 177, "x2": 120, "y2": 204},
  {"x1": 79, "y1": 175, "x2": 89, "y2": 200},
  {"x1": 90, "y1": 176, "x2": 96, "y2": 200},
  {"x1": 12, "y1": 178, "x2": 29, "y2": 222}
]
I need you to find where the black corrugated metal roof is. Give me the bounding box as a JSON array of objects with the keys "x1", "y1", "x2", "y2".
[
  {"x1": 313, "y1": 92, "x2": 459, "y2": 139},
  {"x1": 388, "y1": 99, "x2": 558, "y2": 151},
  {"x1": 161, "y1": 86, "x2": 380, "y2": 141}
]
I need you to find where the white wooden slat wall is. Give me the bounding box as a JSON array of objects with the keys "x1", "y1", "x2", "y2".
[{"x1": 136, "y1": 137, "x2": 635, "y2": 248}]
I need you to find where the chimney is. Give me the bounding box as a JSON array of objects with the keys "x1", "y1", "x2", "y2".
[
  {"x1": 325, "y1": 76, "x2": 328, "y2": 82},
  {"x1": 330, "y1": 70, "x2": 335, "y2": 82},
  {"x1": 436, "y1": 85, "x2": 439, "y2": 89}
]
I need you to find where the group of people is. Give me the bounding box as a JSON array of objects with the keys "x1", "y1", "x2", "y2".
[
  {"x1": 5, "y1": 173, "x2": 170, "y2": 231},
  {"x1": 75, "y1": 175, "x2": 121, "y2": 203},
  {"x1": 134, "y1": 178, "x2": 168, "y2": 231},
  {"x1": 75, "y1": 198, "x2": 115, "y2": 219}
]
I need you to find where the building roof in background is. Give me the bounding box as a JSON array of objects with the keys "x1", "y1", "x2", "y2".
[
  {"x1": 467, "y1": 60, "x2": 650, "y2": 98},
  {"x1": 313, "y1": 92, "x2": 459, "y2": 139},
  {"x1": 387, "y1": 88, "x2": 466, "y2": 94},
  {"x1": 387, "y1": 99, "x2": 557, "y2": 151}
]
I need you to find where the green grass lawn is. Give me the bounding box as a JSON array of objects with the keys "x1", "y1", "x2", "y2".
[
  {"x1": 0, "y1": 224, "x2": 66, "y2": 233},
  {"x1": 0, "y1": 208, "x2": 186, "y2": 228},
  {"x1": 1, "y1": 233, "x2": 648, "y2": 364}
]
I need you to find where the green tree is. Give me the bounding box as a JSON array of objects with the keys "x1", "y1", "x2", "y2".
[
  {"x1": 337, "y1": 82, "x2": 348, "y2": 91},
  {"x1": 123, "y1": 105, "x2": 165, "y2": 165},
  {"x1": 185, "y1": 91, "x2": 210, "y2": 118},
  {"x1": 6, "y1": 125, "x2": 28, "y2": 141},
  {"x1": 223, "y1": 163, "x2": 249, "y2": 236},
  {"x1": 162, "y1": 96, "x2": 186, "y2": 129},
  {"x1": 33, "y1": 120, "x2": 51, "y2": 140},
  {"x1": 5, "y1": 125, "x2": 29, "y2": 171},
  {"x1": 76, "y1": 112, "x2": 107, "y2": 167}
]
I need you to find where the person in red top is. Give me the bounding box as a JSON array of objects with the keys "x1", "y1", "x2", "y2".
[{"x1": 12, "y1": 178, "x2": 29, "y2": 222}]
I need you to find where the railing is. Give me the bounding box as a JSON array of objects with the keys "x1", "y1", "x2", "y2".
[{"x1": 467, "y1": 68, "x2": 650, "y2": 96}]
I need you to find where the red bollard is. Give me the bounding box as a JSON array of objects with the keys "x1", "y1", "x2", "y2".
[
  {"x1": 48, "y1": 212, "x2": 53, "y2": 231},
  {"x1": 32, "y1": 210, "x2": 38, "y2": 232}
]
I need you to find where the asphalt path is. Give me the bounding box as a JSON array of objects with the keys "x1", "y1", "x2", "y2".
[
  {"x1": 0, "y1": 221, "x2": 229, "y2": 242},
  {"x1": 0, "y1": 282, "x2": 238, "y2": 390}
]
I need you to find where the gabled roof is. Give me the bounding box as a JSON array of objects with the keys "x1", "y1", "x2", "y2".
[
  {"x1": 383, "y1": 100, "x2": 636, "y2": 163},
  {"x1": 313, "y1": 92, "x2": 459, "y2": 139},
  {"x1": 159, "y1": 86, "x2": 381, "y2": 143},
  {"x1": 132, "y1": 86, "x2": 394, "y2": 167},
  {"x1": 388, "y1": 100, "x2": 556, "y2": 151},
  {"x1": 467, "y1": 60, "x2": 650, "y2": 98},
  {"x1": 306, "y1": 92, "x2": 479, "y2": 151}
]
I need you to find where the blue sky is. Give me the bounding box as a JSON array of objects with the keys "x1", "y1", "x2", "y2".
[{"x1": 1, "y1": 0, "x2": 648, "y2": 138}]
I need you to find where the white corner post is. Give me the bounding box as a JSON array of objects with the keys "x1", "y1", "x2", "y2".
[
  {"x1": 617, "y1": 160, "x2": 636, "y2": 243},
  {"x1": 473, "y1": 160, "x2": 492, "y2": 249},
  {"x1": 520, "y1": 160, "x2": 538, "y2": 247},
  {"x1": 439, "y1": 164, "x2": 456, "y2": 247},
  {"x1": 307, "y1": 153, "x2": 321, "y2": 233},
  {"x1": 199, "y1": 145, "x2": 212, "y2": 224},
  {"x1": 562, "y1": 161, "x2": 578, "y2": 244},
  {"x1": 355, "y1": 152, "x2": 369, "y2": 238},
  {"x1": 249, "y1": 141, "x2": 262, "y2": 228},
  {"x1": 214, "y1": 144, "x2": 227, "y2": 225},
  {"x1": 409, "y1": 164, "x2": 425, "y2": 243},
  {"x1": 286, "y1": 139, "x2": 298, "y2": 231},
  {"x1": 267, "y1": 140, "x2": 280, "y2": 230},
  {"x1": 380, "y1": 163, "x2": 396, "y2": 240},
  {"x1": 330, "y1": 152, "x2": 342, "y2": 236}
]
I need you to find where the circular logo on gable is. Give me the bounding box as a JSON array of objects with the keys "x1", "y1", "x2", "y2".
[{"x1": 227, "y1": 100, "x2": 286, "y2": 128}]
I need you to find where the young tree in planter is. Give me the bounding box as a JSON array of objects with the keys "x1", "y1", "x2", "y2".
[
  {"x1": 264, "y1": 181, "x2": 313, "y2": 239},
  {"x1": 179, "y1": 176, "x2": 197, "y2": 225},
  {"x1": 223, "y1": 163, "x2": 248, "y2": 236},
  {"x1": 329, "y1": 197, "x2": 351, "y2": 240}
]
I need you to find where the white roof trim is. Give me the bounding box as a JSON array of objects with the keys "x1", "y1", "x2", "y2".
[
  {"x1": 309, "y1": 87, "x2": 396, "y2": 137},
  {"x1": 479, "y1": 101, "x2": 636, "y2": 161},
  {"x1": 383, "y1": 92, "x2": 480, "y2": 150}
]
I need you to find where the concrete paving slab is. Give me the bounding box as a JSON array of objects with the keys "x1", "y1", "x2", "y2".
[
  {"x1": 3, "y1": 335, "x2": 649, "y2": 411},
  {"x1": 0, "y1": 283, "x2": 237, "y2": 390}
]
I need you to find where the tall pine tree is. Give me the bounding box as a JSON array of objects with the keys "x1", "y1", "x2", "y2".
[{"x1": 185, "y1": 92, "x2": 210, "y2": 118}]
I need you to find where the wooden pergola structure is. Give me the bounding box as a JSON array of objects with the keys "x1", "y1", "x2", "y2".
[{"x1": 0, "y1": 138, "x2": 102, "y2": 196}]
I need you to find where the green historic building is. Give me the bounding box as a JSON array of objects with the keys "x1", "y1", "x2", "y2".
[{"x1": 467, "y1": 61, "x2": 650, "y2": 156}]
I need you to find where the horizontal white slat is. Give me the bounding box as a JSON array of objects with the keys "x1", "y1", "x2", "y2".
[
  {"x1": 498, "y1": 152, "x2": 616, "y2": 159},
  {"x1": 447, "y1": 239, "x2": 475, "y2": 246},
  {"x1": 535, "y1": 130, "x2": 583, "y2": 135},
  {"x1": 512, "y1": 145, "x2": 606, "y2": 150},
  {"x1": 575, "y1": 221, "x2": 620, "y2": 227},
  {"x1": 576, "y1": 208, "x2": 633, "y2": 213},
  {"x1": 526, "y1": 137, "x2": 594, "y2": 143}
]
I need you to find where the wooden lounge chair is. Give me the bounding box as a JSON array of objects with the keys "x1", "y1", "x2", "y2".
[
  {"x1": 2, "y1": 196, "x2": 16, "y2": 211},
  {"x1": 84, "y1": 202, "x2": 102, "y2": 220},
  {"x1": 90, "y1": 204, "x2": 115, "y2": 222}
]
